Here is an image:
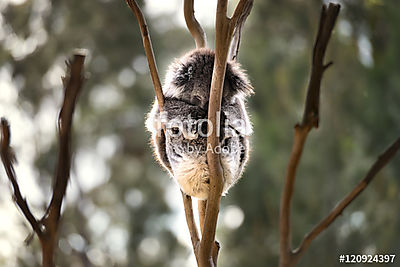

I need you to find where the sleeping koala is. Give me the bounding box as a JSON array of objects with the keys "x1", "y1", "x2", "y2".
[{"x1": 146, "y1": 48, "x2": 253, "y2": 199}]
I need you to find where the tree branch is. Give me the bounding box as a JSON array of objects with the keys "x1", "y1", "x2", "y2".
[
  {"x1": 181, "y1": 191, "x2": 200, "y2": 263},
  {"x1": 301, "y1": 4, "x2": 340, "y2": 128},
  {"x1": 125, "y1": 0, "x2": 164, "y2": 111},
  {"x1": 1, "y1": 52, "x2": 86, "y2": 267},
  {"x1": 43, "y1": 52, "x2": 86, "y2": 267},
  {"x1": 279, "y1": 3, "x2": 340, "y2": 267},
  {"x1": 279, "y1": 125, "x2": 310, "y2": 267},
  {"x1": 291, "y1": 136, "x2": 400, "y2": 264},
  {"x1": 279, "y1": 3, "x2": 400, "y2": 266},
  {"x1": 229, "y1": 0, "x2": 253, "y2": 61},
  {"x1": 0, "y1": 118, "x2": 42, "y2": 236},
  {"x1": 199, "y1": 0, "x2": 231, "y2": 264},
  {"x1": 199, "y1": 1, "x2": 253, "y2": 266},
  {"x1": 184, "y1": 0, "x2": 207, "y2": 48},
  {"x1": 47, "y1": 52, "x2": 85, "y2": 223}
]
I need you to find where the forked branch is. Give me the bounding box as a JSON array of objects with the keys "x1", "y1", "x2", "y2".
[
  {"x1": 279, "y1": 3, "x2": 400, "y2": 267},
  {"x1": 292, "y1": 136, "x2": 400, "y2": 263},
  {"x1": 0, "y1": 52, "x2": 86, "y2": 267},
  {"x1": 279, "y1": 4, "x2": 340, "y2": 267}
]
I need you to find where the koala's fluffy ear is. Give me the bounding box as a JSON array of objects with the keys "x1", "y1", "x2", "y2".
[{"x1": 226, "y1": 61, "x2": 254, "y2": 98}]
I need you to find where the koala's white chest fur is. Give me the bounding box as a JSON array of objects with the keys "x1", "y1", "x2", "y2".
[
  {"x1": 170, "y1": 134, "x2": 249, "y2": 200},
  {"x1": 146, "y1": 48, "x2": 253, "y2": 199},
  {"x1": 174, "y1": 156, "x2": 209, "y2": 199}
]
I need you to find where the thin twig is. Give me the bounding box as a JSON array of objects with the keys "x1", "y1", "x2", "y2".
[
  {"x1": 291, "y1": 136, "x2": 400, "y2": 264},
  {"x1": 0, "y1": 119, "x2": 42, "y2": 236},
  {"x1": 125, "y1": 0, "x2": 164, "y2": 111},
  {"x1": 181, "y1": 191, "x2": 201, "y2": 264},
  {"x1": 279, "y1": 3, "x2": 340, "y2": 267},
  {"x1": 229, "y1": 0, "x2": 253, "y2": 61},
  {"x1": 184, "y1": 0, "x2": 207, "y2": 48}
]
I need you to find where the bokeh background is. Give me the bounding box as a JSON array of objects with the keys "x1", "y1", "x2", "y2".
[{"x1": 0, "y1": 0, "x2": 399, "y2": 266}]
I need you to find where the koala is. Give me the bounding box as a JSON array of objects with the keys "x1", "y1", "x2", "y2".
[{"x1": 146, "y1": 48, "x2": 253, "y2": 199}]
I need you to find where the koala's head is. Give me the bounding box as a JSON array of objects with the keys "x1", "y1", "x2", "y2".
[{"x1": 163, "y1": 48, "x2": 253, "y2": 109}]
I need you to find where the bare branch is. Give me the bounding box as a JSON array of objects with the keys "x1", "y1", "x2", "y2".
[
  {"x1": 1, "y1": 52, "x2": 86, "y2": 267},
  {"x1": 278, "y1": 3, "x2": 400, "y2": 266},
  {"x1": 199, "y1": 1, "x2": 230, "y2": 265},
  {"x1": 0, "y1": 118, "x2": 42, "y2": 236},
  {"x1": 229, "y1": 0, "x2": 253, "y2": 60},
  {"x1": 301, "y1": 4, "x2": 340, "y2": 128},
  {"x1": 199, "y1": 1, "x2": 253, "y2": 266},
  {"x1": 47, "y1": 53, "x2": 85, "y2": 223},
  {"x1": 279, "y1": 4, "x2": 340, "y2": 267},
  {"x1": 291, "y1": 135, "x2": 400, "y2": 264},
  {"x1": 279, "y1": 125, "x2": 310, "y2": 267},
  {"x1": 184, "y1": 0, "x2": 207, "y2": 48},
  {"x1": 42, "y1": 52, "x2": 85, "y2": 267},
  {"x1": 181, "y1": 191, "x2": 200, "y2": 262},
  {"x1": 125, "y1": 0, "x2": 164, "y2": 111}
]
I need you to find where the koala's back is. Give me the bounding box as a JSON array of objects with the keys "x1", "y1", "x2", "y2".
[{"x1": 163, "y1": 48, "x2": 254, "y2": 109}]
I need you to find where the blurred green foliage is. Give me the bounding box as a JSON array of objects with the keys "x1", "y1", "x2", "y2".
[{"x1": 0, "y1": 0, "x2": 399, "y2": 266}]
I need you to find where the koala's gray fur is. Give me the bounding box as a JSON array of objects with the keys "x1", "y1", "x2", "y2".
[{"x1": 146, "y1": 48, "x2": 253, "y2": 199}]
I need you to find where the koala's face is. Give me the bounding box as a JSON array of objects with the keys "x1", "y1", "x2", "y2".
[{"x1": 146, "y1": 48, "x2": 253, "y2": 200}]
